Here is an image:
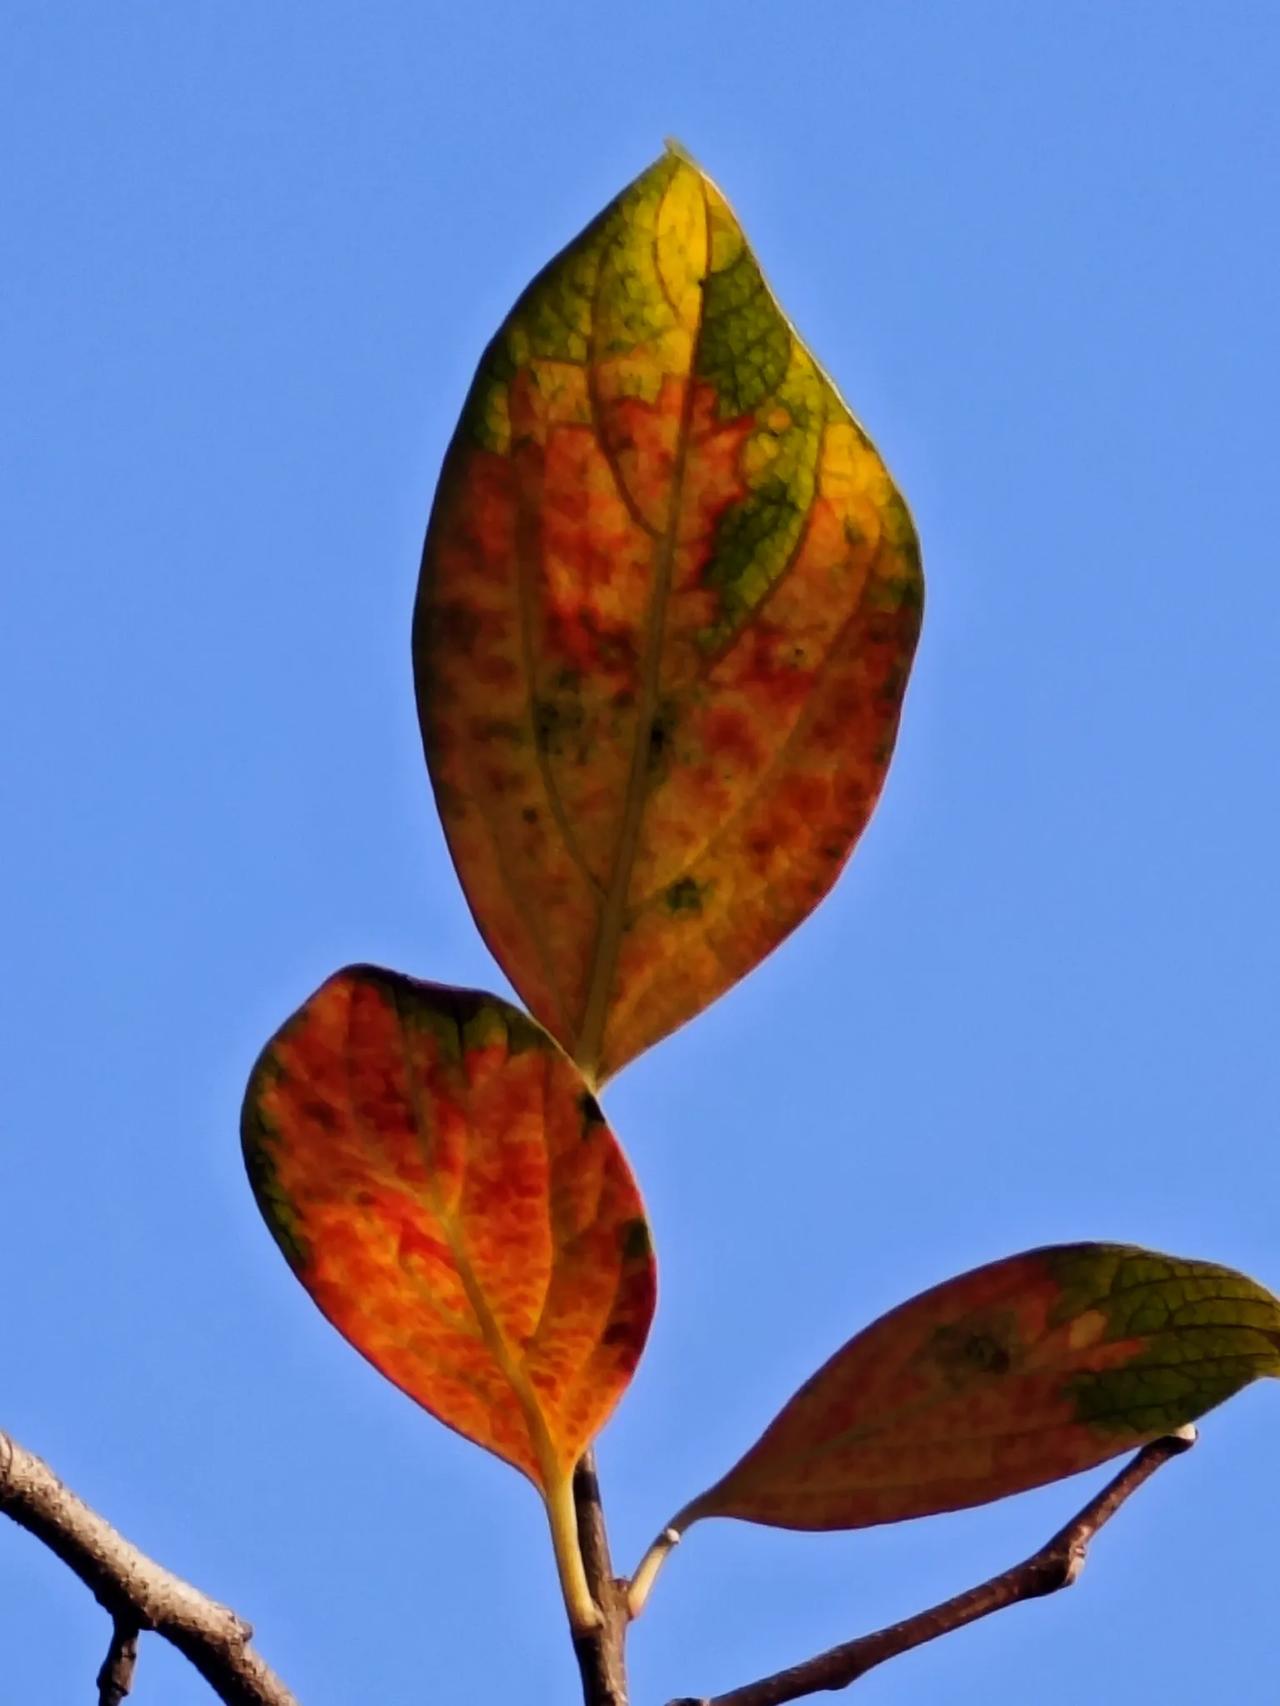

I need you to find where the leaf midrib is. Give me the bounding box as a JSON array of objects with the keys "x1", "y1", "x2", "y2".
[
  {"x1": 392, "y1": 1002, "x2": 564, "y2": 1492},
  {"x1": 572, "y1": 176, "x2": 711, "y2": 1086}
]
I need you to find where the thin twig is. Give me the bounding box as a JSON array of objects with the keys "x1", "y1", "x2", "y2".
[
  {"x1": 96, "y1": 1619, "x2": 139, "y2": 1705},
  {"x1": 0, "y1": 1429, "x2": 300, "y2": 1706},
  {"x1": 571, "y1": 1448, "x2": 630, "y2": 1706},
  {"x1": 668, "y1": 1427, "x2": 1197, "y2": 1706}
]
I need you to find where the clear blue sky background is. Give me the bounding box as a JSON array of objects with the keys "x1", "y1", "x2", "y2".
[{"x1": 3, "y1": 5, "x2": 1278, "y2": 1703}]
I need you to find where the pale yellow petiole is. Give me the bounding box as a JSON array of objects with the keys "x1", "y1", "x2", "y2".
[
  {"x1": 625, "y1": 1518, "x2": 689, "y2": 1620},
  {"x1": 545, "y1": 1472, "x2": 602, "y2": 1633}
]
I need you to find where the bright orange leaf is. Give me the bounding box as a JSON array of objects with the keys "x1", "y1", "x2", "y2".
[
  {"x1": 241, "y1": 965, "x2": 656, "y2": 1621},
  {"x1": 674, "y1": 1244, "x2": 1280, "y2": 1532},
  {"x1": 414, "y1": 144, "x2": 923, "y2": 1085}
]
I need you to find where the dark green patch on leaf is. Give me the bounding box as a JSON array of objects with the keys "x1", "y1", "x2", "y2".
[{"x1": 665, "y1": 876, "x2": 705, "y2": 915}]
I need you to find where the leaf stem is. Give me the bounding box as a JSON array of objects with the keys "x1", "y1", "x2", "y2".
[
  {"x1": 625, "y1": 1518, "x2": 688, "y2": 1619},
  {"x1": 546, "y1": 1470, "x2": 604, "y2": 1634}
]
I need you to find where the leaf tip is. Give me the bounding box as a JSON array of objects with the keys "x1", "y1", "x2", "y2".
[{"x1": 663, "y1": 135, "x2": 703, "y2": 169}]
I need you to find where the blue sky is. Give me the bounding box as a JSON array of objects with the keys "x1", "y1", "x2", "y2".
[{"x1": 3, "y1": 4, "x2": 1278, "y2": 1702}]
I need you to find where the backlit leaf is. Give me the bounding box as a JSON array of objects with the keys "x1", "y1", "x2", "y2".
[
  {"x1": 241, "y1": 965, "x2": 657, "y2": 1493},
  {"x1": 678, "y1": 1244, "x2": 1280, "y2": 1531},
  {"x1": 414, "y1": 146, "x2": 923, "y2": 1084}
]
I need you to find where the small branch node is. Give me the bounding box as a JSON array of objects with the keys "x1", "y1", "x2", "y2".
[{"x1": 1036, "y1": 1543, "x2": 1085, "y2": 1595}]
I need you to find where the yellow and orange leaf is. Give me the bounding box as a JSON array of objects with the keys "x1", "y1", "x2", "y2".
[
  {"x1": 678, "y1": 1244, "x2": 1280, "y2": 1532},
  {"x1": 241, "y1": 965, "x2": 657, "y2": 1496},
  {"x1": 414, "y1": 145, "x2": 923, "y2": 1084}
]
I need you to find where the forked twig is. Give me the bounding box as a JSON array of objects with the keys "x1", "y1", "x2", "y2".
[
  {"x1": 1, "y1": 1429, "x2": 299, "y2": 1706},
  {"x1": 667, "y1": 1427, "x2": 1197, "y2": 1706}
]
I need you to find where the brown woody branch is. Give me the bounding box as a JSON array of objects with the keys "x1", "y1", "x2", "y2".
[
  {"x1": 1, "y1": 1418, "x2": 1199, "y2": 1706},
  {"x1": 667, "y1": 1426, "x2": 1197, "y2": 1706},
  {"x1": 0, "y1": 1429, "x2": 299, "y2": 1706},
  {"x1": 571, "y1": 1448, "x2": 631, "y2": 1706},
  {"x1": 96, "y1": 1619, "x2": 139, "y2": 1705}
]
